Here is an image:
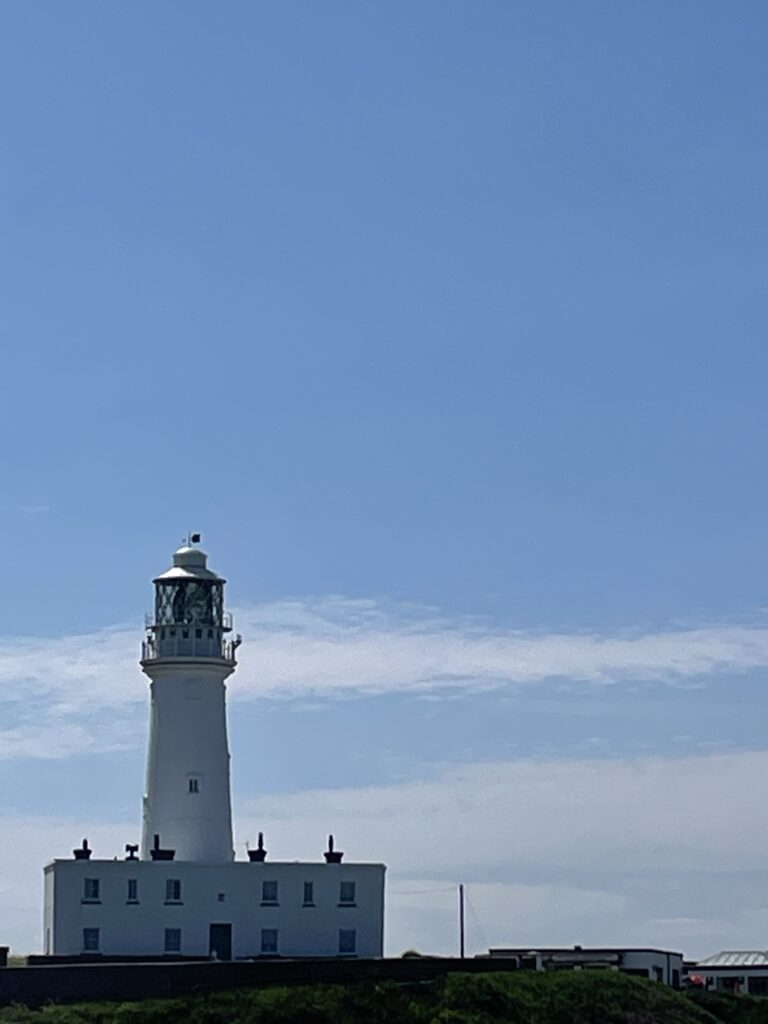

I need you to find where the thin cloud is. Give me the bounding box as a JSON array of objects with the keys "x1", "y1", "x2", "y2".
[
  {"x1": 1, "y1": 598, "x2": 768, "y2": 759},
  {"x1": 235, "y1": 749, "x2": 768, "y2": 876}
]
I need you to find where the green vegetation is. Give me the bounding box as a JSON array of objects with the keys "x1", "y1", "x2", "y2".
[{"x1": 0, "y1": 970, "x2": 763, "y2": 1024}]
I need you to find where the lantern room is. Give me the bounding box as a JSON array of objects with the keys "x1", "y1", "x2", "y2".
[{"x1": 142, "y1": 542, "x2": 239, "y2": 663}]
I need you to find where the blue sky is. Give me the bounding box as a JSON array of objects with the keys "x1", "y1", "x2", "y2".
[{"x1": 2, "y1": 0, "x2": 768, "y2": 957}]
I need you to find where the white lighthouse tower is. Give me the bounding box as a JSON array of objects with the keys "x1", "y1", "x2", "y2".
[{"x1": 140, "y1": 540, "x2": 241, "y2": 862}]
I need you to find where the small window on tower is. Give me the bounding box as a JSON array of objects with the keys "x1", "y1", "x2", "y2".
[
  {"x1": 127, "y1": 879, "x2": 138, "y2": 903},
  {"x1": 303, "y1": 881, "x2": 315, "y2": 906},
  {"x1": 188, "y1": 777, "x2": 200, "y2": 794}
]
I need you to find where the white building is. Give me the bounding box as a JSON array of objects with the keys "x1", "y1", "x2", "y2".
[{"x1": 43, "y1": 541, "x2": 385, "y2": 959}]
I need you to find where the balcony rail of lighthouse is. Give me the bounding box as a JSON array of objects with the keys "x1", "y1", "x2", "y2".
[
  {"x1": 144, "y1": 611, "x2": 233, "y2": 631},
  {"x1": 141, "y1": 631, "x2": 242, "y2": 662}
]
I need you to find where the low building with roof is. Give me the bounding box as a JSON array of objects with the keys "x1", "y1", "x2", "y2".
[
  {"x1": 479, "y1": 946, "x2": 683, "y2": 986},
  {"x1": 688, "y1": 951, "x2": 768, "y2": 995}
]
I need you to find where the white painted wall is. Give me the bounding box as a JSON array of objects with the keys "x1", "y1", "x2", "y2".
[
  {"x1": 141, "y1": 661, "x2": 235, "y2": 863},
  {"x1": 616, "y1": 950, "x2": 683, "y2": 983},
  {"x1": 45, "y1": 860, "x2": 385, "y2": 959}
]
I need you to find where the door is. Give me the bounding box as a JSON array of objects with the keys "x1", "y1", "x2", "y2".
[{"x1": 209, "y1": 923, "x2": 232, "y2": 961}]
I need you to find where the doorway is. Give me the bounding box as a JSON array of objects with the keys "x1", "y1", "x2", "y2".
[{"x1": 209, "y1": 923, "x2": 232, "y2": 960}]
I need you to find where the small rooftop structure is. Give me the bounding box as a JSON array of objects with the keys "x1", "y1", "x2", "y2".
[{"x1": 153, "y1": 544, "x2": 224, "y2": 583}]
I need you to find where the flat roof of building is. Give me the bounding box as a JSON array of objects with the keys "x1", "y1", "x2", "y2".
[
  {"x1": 484, "y1": 946, "x2": 683, "y2": 958},
  {"x1": 45, "y1": 859, "x2": 386, "y2": 869},
  {"x1": 697, "y1": 951, "x2": 768, "y2": 968}
]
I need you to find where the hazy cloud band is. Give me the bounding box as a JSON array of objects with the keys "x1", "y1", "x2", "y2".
[{"x1": 1, "y1": 598, "x2": 767, "y2": 758}]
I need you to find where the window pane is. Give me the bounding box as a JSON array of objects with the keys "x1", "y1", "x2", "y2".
[
  {"x1": 83, "y1": 928, "x2": 99, "y2": 952},
  {"x1": 261, "y1": 928, "x2": 278, "y2": 953},
  {"x1": 166, "y1": 879, "x2": 181, "y2": 901},
  {"x1": 127, "y1": 879, "x2": 138, "y2": 901},
  {"x1": 339, "y1": 881, "x2": 356, "y2": 904},
  {"x1": 164, "y1": 928, "x2": 181, "y2": 953},
  {"x1": 83, "y1": 878, "x2": 100, "y2": 901},
  {"x1": 211, "y1": 584, "x2": 223, "y2": 626},
  {"x1": 339, "y1": 929, "x2": 356, "y2": 954},
  {"x1": 303, "y1": 881, "x2": 314, "y2": 905},
  {"x1": 262, "y1": 880, "x2": 278, "y2": 903}
]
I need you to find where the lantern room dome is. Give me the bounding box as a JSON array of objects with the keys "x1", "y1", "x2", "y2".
[
  {"x1": 173, "y1": 546, "x2": 207, "y2": 568},
  {"x1": 153, "y1": 544, "x2": 224, "y2": 583}
]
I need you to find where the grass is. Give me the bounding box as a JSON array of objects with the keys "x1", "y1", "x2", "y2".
[{"x1": 0, "y1": 970, "x2": 745, "y2": 1024}]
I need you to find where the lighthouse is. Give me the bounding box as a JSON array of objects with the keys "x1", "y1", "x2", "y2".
[
  {"x1": 140, "y1": 540, "x2": 241, "y2": 862},
  {"x1": 42, "y1": 538, "x2": 385, "y2": 960}
]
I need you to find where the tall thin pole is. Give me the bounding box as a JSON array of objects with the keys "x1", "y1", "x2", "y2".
[{"x1": 459, "y1": 883, "x2": 465, "y2": 959}]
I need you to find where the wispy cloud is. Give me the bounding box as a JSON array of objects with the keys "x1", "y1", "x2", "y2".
[
  {"x1": 1, "y1": 598, "x2": 768, "y2": 759},
  {"x1": 234, "y1": 599, "x2": 768, "y2": 697}
]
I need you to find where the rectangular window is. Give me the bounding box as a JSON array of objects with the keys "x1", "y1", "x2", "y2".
[
  {"x1": 261, "y1": 928, "x2": 278, "y2": 954},
  {"x1": 127, "y1": 879, "x2": 138, "y2": 903},
  {"x1": 339, "y1": 929, "x2": 356, "y2": 955},
  {"x1": 164, "y1": 928, "x2": 182, "y2": 953},
  {"x1": 339, "y1": 881, "x2": 356, "y2": 905},
  {"x1": 303, "y1": 881, "x2": 314, "y2": 906},
  {"x1": 261, "y1": 880, "x2": 278, "y2": 904},
  {"x1": 188, "y1": 777, "x2": 200, "y2": 794},
  {"x1": 82, "y1": 928, "x2": 100, "y2": 952},
  {"x1": 195, "y1": 628, "x2": 202, "y2": 639},
  {"x1": 83, "y1": 878, "x2": 100, "y2": 902},
  {"x1": 165, "y1": 879, "x2": 182, "y2": 903}
]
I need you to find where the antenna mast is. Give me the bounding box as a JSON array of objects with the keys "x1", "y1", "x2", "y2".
[{"x1": 459, "y1": 883, "x2": 465, "y2": 958}]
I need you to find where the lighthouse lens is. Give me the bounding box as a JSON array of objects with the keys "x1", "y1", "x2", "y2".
[
  {"x1": 155, "y1": 581, "x2": 223, "y2": 627},
  {"x1": 185, "y1": 582, "x2": 211, "y2": 624}
]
